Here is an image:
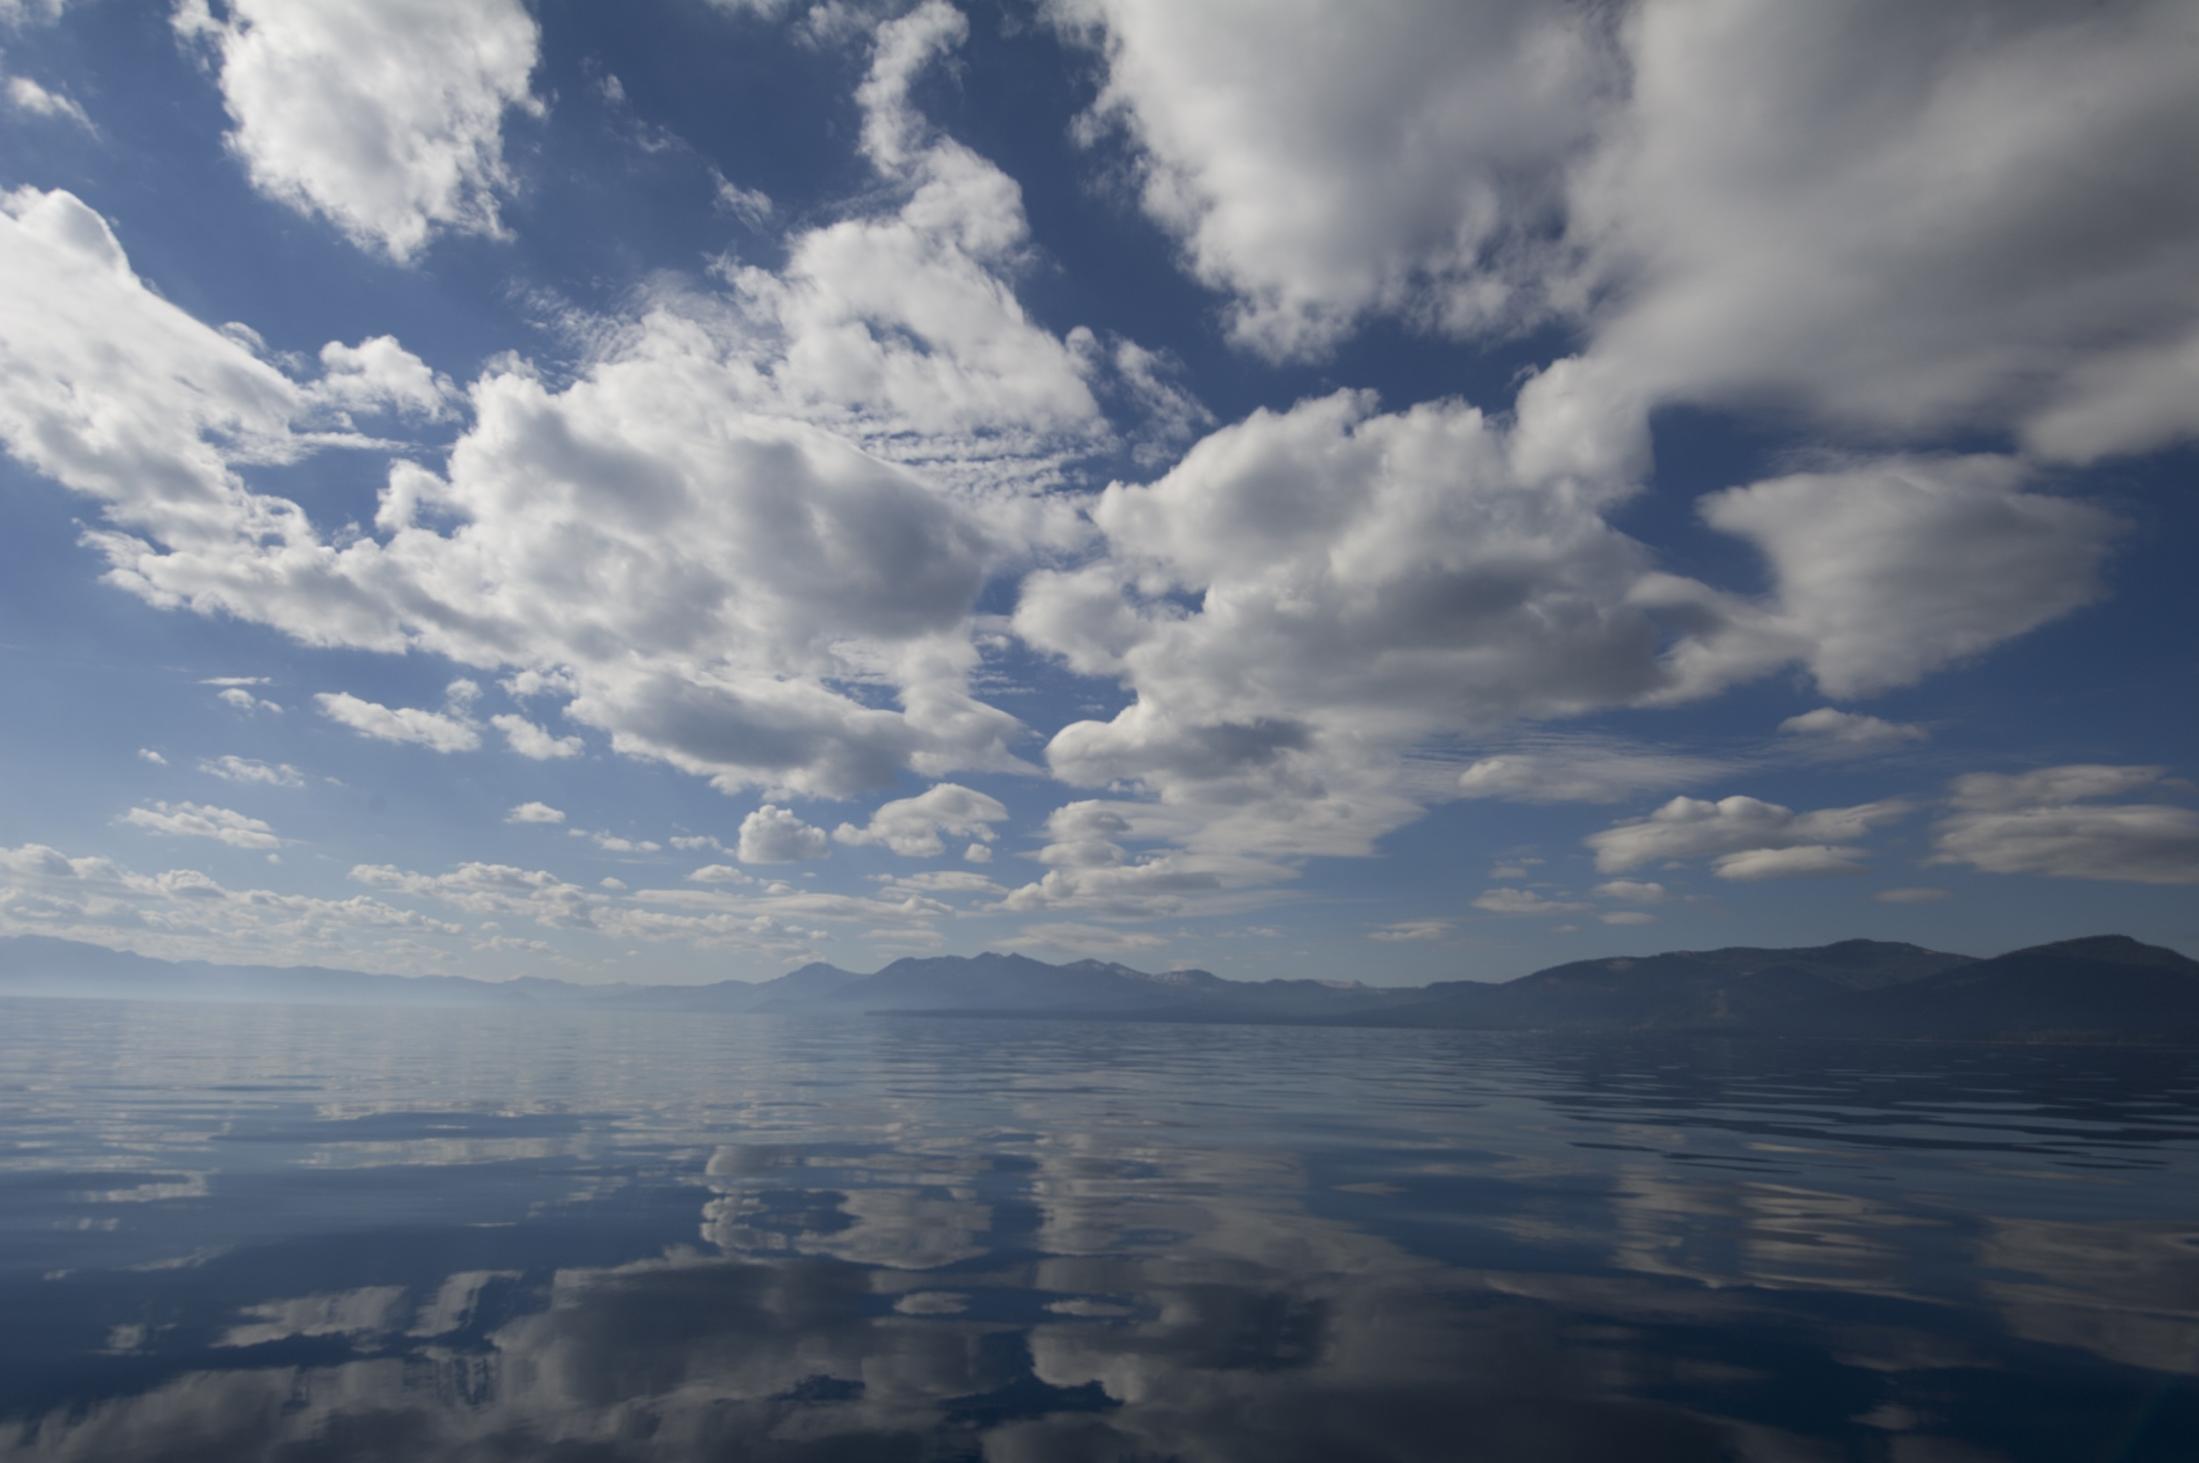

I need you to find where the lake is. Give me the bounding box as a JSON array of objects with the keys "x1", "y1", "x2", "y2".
[{"x1": 1, "y1": 996, "x2": 2196, "y2": 1461}]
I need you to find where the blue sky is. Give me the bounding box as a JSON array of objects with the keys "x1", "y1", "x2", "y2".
[{"x1": 1, "y1": 0, "x2": 2195, "y2": 986}]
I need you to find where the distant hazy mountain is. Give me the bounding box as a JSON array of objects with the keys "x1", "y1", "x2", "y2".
[
  {"x1": 0, "y1": 934, "x2": 540, "y2": 1008},
  {"x1": 3, "y1": 932, "x2": 2195, "y2": 1044}
]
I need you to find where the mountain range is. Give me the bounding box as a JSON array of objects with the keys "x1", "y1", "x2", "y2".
[{"x1": 2, "y1": 933, "x2": 2196, "y2": 1045}]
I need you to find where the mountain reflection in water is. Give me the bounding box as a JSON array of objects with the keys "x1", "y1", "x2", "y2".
[{"x1": 2, "y1": 998, "x2": 2196, "y2": 1461}]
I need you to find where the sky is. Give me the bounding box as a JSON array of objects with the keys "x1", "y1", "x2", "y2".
[{"x1": 0, "y1": 0, "x2": 2195, "y2": 987}]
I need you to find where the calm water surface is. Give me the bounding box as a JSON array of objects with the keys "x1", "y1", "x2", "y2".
[{"x1": 2, "y1": 997, "x2": 2196, "y2": 1461}]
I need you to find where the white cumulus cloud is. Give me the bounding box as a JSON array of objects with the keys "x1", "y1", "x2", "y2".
[
  {"x1": 175, "y1": 0, "x2": 543, "y2": 261},
  {"x1": 310, "y1": 336, "x2": 455, "y2": 420},
  {"x1": 0, "y1": 55, "x2": 1102, "y2": 803},
  {"x1": 834, "y1": 782, "x2": 1007, "y2": 857},
  {"x1": 1060, "y1": 1, "x2": 2199, "y2": 466},
  {"x1": 1050, "y1": 0, "x2": 1615, "y2": 358},
  {"x1": 737, "y1": 805, "x2": 830, "y2": 864}
]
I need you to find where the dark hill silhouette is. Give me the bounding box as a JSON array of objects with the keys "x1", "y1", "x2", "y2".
[
  {"x1": 1822, "y1": 935, "x2": 2199, "y2": 1044},
  {"x1": 1374, "y1": 939, "x2": 1978, "y2": 1032}
]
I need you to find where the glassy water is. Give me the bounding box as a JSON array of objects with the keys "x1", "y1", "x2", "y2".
[{"x1": 2, "y1": 997, "x2": 2196, "y2": 1461}]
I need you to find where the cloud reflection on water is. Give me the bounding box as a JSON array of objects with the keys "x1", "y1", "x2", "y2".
[{"x1": 0, "y1": 1001, "x2": 2195, "y2": 1461}]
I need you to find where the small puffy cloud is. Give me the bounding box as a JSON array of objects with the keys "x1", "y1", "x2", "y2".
[
  {"x1": 1876, "y1": 886, "x2": 1950, "y2": 904},
  {"x1": 176, "y1": 0, "x2": 543, "y2": 261},
  {"x1": 199, "y1": 755, "x2": 304, "y2": 788},
  {"x1": 119, "y1": 800, "x2": 281, "y2": 850},
  {"x1": 1931, "y1": 765, "x2": 2199, "y2": 886},
  {"x1": 200, "y1": 676, "x2": 271, "y2": 687},
  {"x1": 491, "y1": 713, "x2": 582, "y2": 760},
  {"x1": 505, "y1": 801, "x2": 565, "y2": 825},
  {"x1": 136, "y1": 748, "x2": 167, "y2": 766},
  {"x1": 1712, "y1": 845, "x2": 1868, "y2": 881},
  {"x1": 1369, "y1": 918, "x2": 1453, "y2": 943},
  {"x1": 1471, "y1": 888, "x2": 1585, "y2": 917},
  {"x1": 1592, "y1": 880, "x2": 1664, "y2": 904},
  {"x1": 834, "y1": 782, "x2": 1008, "y2": 857},
  {"x1": 686, "y1": 864, "x2": 755, "y2": 886},
  {"x1": 1599, "y1": 911, "x2": 1656, "y2": 927},
  {"x1": 1588, "y1": 794, "x2": 1911, "y2": 874},
  {"x1": 962, "y1": 842, "x2": 991, "y2": 864},
  {"x1": 737, "y1": 805, "x2": 830, "y2": 863},
  {"x1": 571, "y1": 829, "x2": 661, "y2": 855},
  {"x1": 5, "y1": 73, "x2": 94, "y2": 133},
  {"x1": 668, "y1": 834, "x2": 728, "y2": 853},
  {"x1": 310, "y1": 336, "x2": 454, "y2": 419},
  {"x1": 315, "y1": 691, "x2": 479, "y2": 753},
  {"x1": 218, "y1": 688, "x2": 283, "y2": 715},
  {"x1": 1776, "y1": 707, "x2": 1929, "y2": 758}
]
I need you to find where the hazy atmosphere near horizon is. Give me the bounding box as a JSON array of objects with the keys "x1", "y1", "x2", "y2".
[
  {"x1": 4, "y1": 4, "x2": 2199, "y2": 1461},
  {"x1": 2, "y1": 0, "x2": 2196, "y2": 987}
]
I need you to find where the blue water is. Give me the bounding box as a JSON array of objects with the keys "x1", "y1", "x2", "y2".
[{"x1": 2, "y1": 997, "x2": 2196, "y2": 1460}]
